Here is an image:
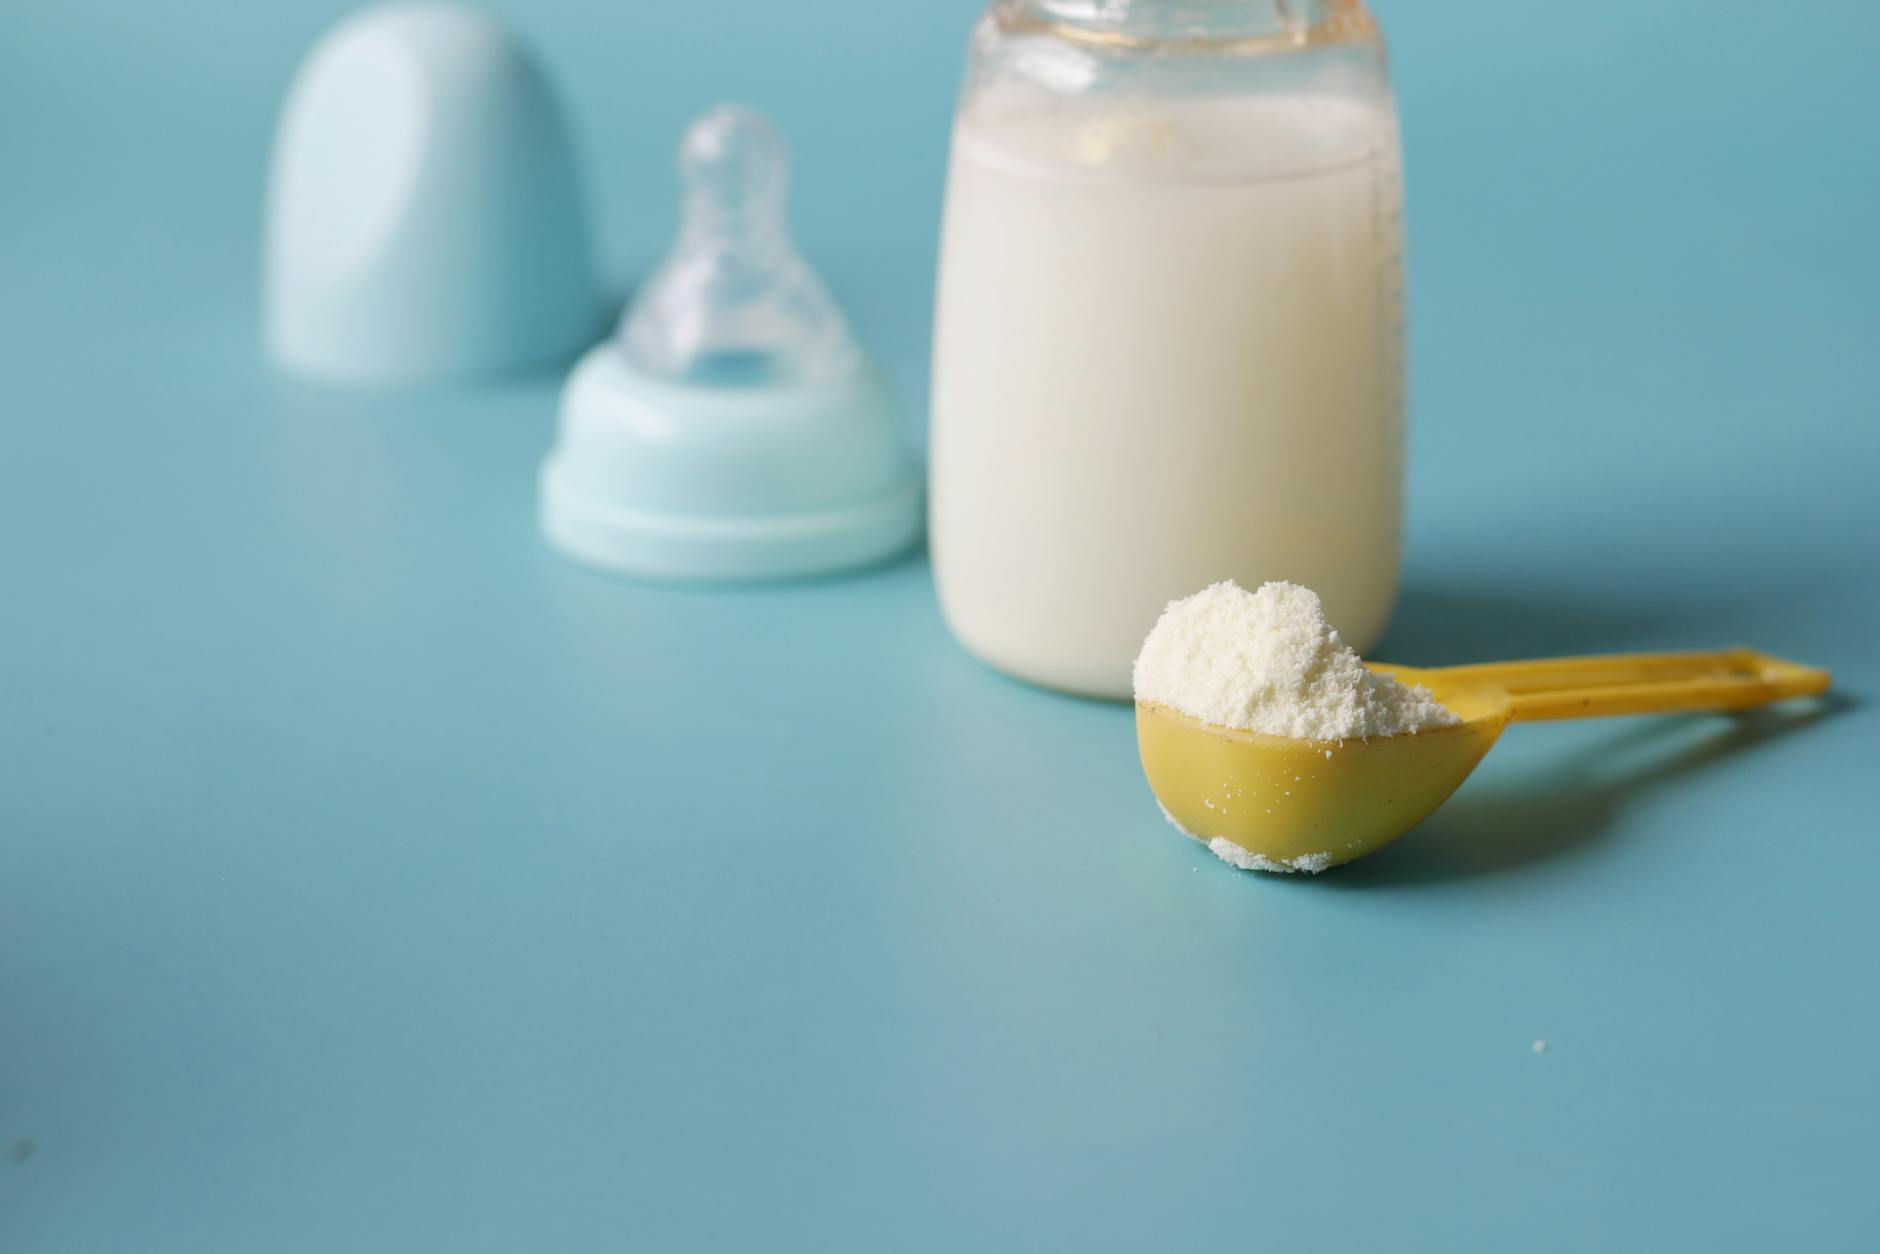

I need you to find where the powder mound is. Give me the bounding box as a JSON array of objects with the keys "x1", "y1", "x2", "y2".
[{"x1": 1133, "y1": 580, "x2": 1459, "y2": 740}]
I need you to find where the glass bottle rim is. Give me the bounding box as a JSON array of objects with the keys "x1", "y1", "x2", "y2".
[{"x1": 991, "y1": 0, "x2": 1379, "y2": 55}]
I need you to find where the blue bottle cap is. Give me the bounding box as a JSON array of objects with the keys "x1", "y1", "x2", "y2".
[{"x1": 264, "y1": 6, "x2": 603, "y2": 384}]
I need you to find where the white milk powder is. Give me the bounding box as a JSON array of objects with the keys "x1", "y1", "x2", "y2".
[
  {"x1": 1133, "y1": 580, "x2": 1456, "y2": 740},
  {"x1": 1208, "y1": 838, "x2": 1333, "y2": 876}
]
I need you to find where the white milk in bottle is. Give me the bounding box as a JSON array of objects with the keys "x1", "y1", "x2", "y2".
[{"x1": 929, "y1": 1, "x2": 1405, "y2": 698}]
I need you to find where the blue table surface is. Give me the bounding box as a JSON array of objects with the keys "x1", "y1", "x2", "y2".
[{"x1": 5, "y1": 1, "x2": 1878, "y2": 1249}]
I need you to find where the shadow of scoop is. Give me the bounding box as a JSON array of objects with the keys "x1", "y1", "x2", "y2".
[{"x1": 1326, "y1": 694, "x2": 1853, "y2": 887}]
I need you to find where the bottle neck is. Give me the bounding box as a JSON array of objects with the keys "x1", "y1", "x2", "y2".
[{"x1": 1002, "y1": 0, "x2": 1372, "y2": 48}]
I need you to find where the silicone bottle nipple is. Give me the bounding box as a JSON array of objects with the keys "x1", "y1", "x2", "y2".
[
  {"x1": 538, "y1": 103, "x2": 920, "y2": 580},
  {"x1": 619, "y1": 105, "x2": 858, "y2": 386}
]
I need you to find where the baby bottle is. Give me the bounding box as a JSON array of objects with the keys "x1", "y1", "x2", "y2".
[{"x1": 929, "y1": 0, "x2": 1404, "y2": 698}]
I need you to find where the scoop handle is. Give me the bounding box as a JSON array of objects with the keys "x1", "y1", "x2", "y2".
[{"x1": 1433, "y1": 649, "x2": 1830, "y2": 723}]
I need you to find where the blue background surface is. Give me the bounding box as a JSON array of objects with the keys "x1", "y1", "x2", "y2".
[{"x1": 4, "y1": 1, "x2": 1878, "y2": 1249}]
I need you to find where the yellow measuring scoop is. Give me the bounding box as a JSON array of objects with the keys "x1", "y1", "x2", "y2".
[{"x1": 1137, "y1": 649, "x2": 1830, "y2": 872}]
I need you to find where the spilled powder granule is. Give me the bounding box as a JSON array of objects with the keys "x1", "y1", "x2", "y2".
[
  {"x1": 1209, "y1": 838, "x2": 1332, "y2": 876},
  {"x1": 1155, "y1": 801, "x2": 1333, "y2": 875},
  {"x1": 1133, "y1": 580, "x2": 1459, "y2": 740}
]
